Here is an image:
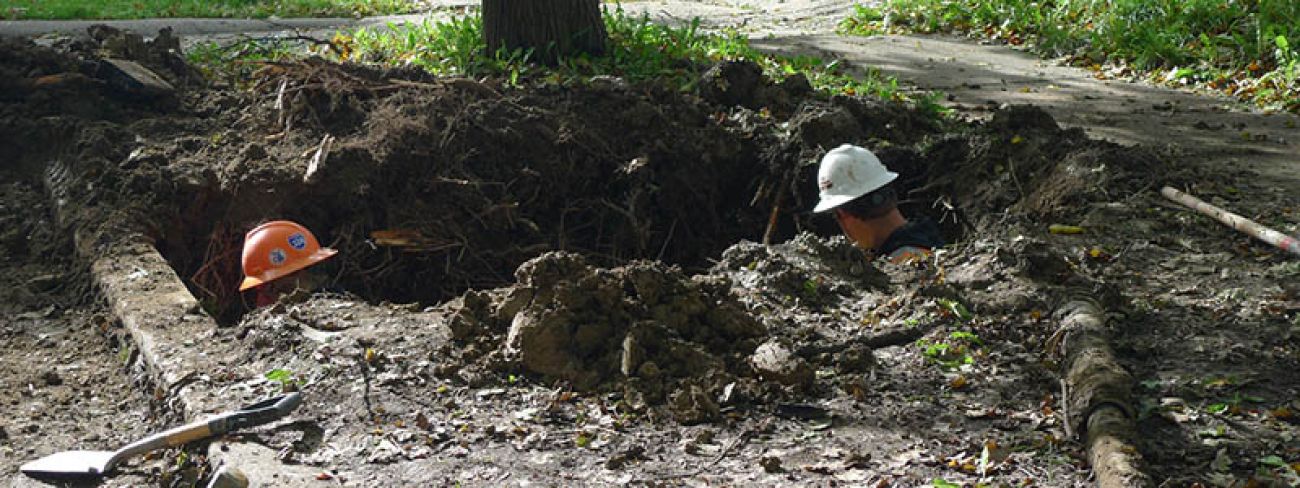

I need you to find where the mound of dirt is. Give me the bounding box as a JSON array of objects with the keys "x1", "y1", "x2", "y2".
[
  {"x1": 891, "y1": 105, "x2": 1173, "y2": 229},
  {"x1": 433, "y1": 252, "x2": 768, "y2": 423}
]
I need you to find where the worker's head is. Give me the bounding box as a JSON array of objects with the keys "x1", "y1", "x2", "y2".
[
  {"x1": 813, "y1": 144, "x2": 905, "y2": 248},
  {"x1": 238, "y1": 220, "x2": 337, "y2": 292},
  {"x1": 813, "y1": 144, "x2": 898, "y2": 214}
]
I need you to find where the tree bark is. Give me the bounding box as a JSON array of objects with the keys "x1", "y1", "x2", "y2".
[
  {"x1": 482, "y1": 0, "x2": 607, "y2": 65},
  {"x1": 1053, "y1": 299, "x2": 1152, "y2": 488}
]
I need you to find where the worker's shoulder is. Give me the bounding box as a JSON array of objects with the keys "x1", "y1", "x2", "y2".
[{"x1": 885, "y1": 245, "x2": 932, "y2": 264}]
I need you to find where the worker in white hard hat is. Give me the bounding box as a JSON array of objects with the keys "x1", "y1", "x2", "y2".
[{"x1": 813, "y1": 144, "x2": 943, "y2": 264}]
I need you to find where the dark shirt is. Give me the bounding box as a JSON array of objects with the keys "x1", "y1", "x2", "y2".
[{"x1": 878, "y1": 217, "x2": 945, "y2": 259}]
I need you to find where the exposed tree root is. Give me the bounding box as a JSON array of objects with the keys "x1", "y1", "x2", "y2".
[{"x1": 1053, "y1": 298, "x2": 1151, "y2": 488}]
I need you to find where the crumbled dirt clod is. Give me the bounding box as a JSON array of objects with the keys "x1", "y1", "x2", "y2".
[
  {"x1": 750, "y1": 340, "x2": 814, "y2": 389},
  {"x1": 491, "y1": 252, "x2": 765, "y2": 394},
  {"x1": 700, "y1": 60, "x2": 767, "y2": 108}
]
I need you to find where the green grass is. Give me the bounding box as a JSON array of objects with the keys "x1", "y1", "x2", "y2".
[
  {"x1": 0, "y1": 0, "x2": 415, "y2": 20},
  {"x1": 841, "y1": 0, "x2": 1300, "y2": 112},
  {"x1": 329, "y1": 6, "x2": 944, "y2": 112}
]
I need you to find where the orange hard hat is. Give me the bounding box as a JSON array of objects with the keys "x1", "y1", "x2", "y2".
[{"x1": 238, "y1": 220, "x2": 337, "y2": 291}]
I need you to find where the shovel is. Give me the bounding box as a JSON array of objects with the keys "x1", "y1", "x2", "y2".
[{"x1": 21, "y1": 392, "x2": 302, "y2": 480}]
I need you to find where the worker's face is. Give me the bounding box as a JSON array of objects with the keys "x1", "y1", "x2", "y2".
[
  {"x1": 260, "y1": 271, "x2": 302, "y2": 297},
  {"x1": 834, "y1": 209, "x2": 872, "y2": 249}
]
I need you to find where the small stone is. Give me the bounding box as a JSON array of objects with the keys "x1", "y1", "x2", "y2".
[
  {"x1": 750, "y1": 340, "x2": 814, "y2": 389},
  {"x1": 760, "y1": 455, "x2": 784, "y2": 473},
  {"x1": 40, "y1": 370, "x2": 62, "y2": 386},
  {"x1": 206, "y1": 465, "x2": 250, "y2": 488}
]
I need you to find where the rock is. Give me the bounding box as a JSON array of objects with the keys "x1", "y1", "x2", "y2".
[
  {"x1": 604, "y1": 445, "x2": 646, "y2": 470},
  {"x1": 835, "y1": 344, "x2": 876, "y2": 374},
  {"x1": 750, "y1": 340, "x2": 814, "y2": 389},
  {"x1": 97, "y1": 58, "x2": 174, "y2": 98},
  {"x1": 988, "y1": 104, "x2": 1060, "y2": 133},
  {"x1": 206, "y1": 465, "x2": 250, "y2": 488},
  {"x1": 507, "y1": 305, "x2": 601, "y2": 389},
  {"x1": 945, "y1": 253, "x2": 998, "y2": 290},
  {"x1": 39, "y1": 370, "x2": 61, "y2": 386},
  {"x1": 760, "y1": 455, "x2": 784, "y2": 473},
  {"x1": 670, "y1": 384, "x2": 720, "y2": 425}
]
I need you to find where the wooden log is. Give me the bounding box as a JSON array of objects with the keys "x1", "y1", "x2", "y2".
[
  {"x1": 1054, "y1": 299, "x2": 1151, "y2": 488},
  {"x1": 1161, "y1": 186, "x2": 1300, "y2": 257}
]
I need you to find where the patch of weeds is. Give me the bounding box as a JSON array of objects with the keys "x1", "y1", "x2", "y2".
[
  {"x1": 936, "y1": 298, "x2": 973, "y2": 322},
  {"x1": 801, "y1": 278, "x2": 822, "y2": 300},
  {"x1": 841, "y1": 0, "x2": 1300, "y2": 112},
  {"x1": 187, "y1": 36, "x2": 333, "y2": 85},
  {"x1": 337, "y1": 6, "x2": 944, "y2": 111},
  {"x1": 265, "y1": 368, "x2": 306, "y2": 389},
  {"x1": 918, "y1": 330, "x2": 982, "y2": 370},
  {"x1": 1258, "y1": 455, "x2": 1300, "y2": 485},
  {"x1": 1206, "y1": 392, "x2": 1266, "y2": 416}
]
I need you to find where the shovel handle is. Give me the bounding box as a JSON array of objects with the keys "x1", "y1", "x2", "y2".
[
  {"x1": 112, "y1": 393, "x2": 302, "y2": 464},
  {"x1": 207, "y1": 392, "x2": 303, "y2": 435}
]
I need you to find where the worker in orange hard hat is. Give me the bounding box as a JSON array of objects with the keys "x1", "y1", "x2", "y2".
[{"x1": 239, "y1": 220, "x2": 337, "y2": 308}]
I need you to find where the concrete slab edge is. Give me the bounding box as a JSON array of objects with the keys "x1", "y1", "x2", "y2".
[
  {"x1": 44, "y1": 163, "x2": 321, "y2": 485},
  {"x1": 87, "y1": 239, "x2": 324, "y2": 487}
]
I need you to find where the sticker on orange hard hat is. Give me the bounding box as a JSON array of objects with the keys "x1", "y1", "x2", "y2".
[
  {"x1": 288, "y1": 233, "x2": 307, "y2": 250},
  {"x1": 269, "y1": 248, "x2": 287, "y2": 266}
]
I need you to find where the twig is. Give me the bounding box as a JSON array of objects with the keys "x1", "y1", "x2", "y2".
[
  {"x1": 1161, "y1": 186, "x2": 1299, "y2": 257},
  {"x1": 304, "y1": 134, "x2": 335, "y2": 183},
  {"x1": 657, "y1": 219, "x2": 678, "y2": 261},
  {"x1": 763, "y1": 169, "x2": 792, "y2": 246},
  {"x1": 658, "y1": 419, "x2": 770, "y2": 480}
]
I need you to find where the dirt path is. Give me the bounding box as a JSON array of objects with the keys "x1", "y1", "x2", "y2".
[{"x1": 750, "y1": 33, "x2": 1300, "y2": 193}]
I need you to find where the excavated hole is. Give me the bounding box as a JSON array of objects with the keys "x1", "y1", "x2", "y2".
[{"x1": 146, "y1": 65, "x2": 1148, "y2": 327}]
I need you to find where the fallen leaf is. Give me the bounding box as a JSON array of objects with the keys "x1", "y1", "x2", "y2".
[{"x1": 949, "y1": 375, "x2": 968, "y2": 389}]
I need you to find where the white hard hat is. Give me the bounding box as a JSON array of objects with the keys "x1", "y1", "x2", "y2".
[{"x1": 813, "y1": 144, "x2": 898, "y2": 213}]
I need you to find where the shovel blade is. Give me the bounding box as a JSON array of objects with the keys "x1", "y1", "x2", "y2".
[{"x1": 20, "y1": 450, "x2": 115, "y2": 478}]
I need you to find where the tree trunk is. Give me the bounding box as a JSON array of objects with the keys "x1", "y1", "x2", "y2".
[{"x1": 482, "y1": 0, "x2": 607, "y2": 65}]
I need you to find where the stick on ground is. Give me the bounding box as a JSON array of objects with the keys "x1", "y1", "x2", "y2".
[{"x1": 1161, "y1": 186, "x2": 1300, "y2": 257}]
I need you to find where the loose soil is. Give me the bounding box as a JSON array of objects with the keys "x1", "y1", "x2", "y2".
[
  {"x1": 2, "y1": 12, "x2": 1299, "y2": 487},
  {"x1": 0, "y1": 179, "x2": 180, "y2": 487}
]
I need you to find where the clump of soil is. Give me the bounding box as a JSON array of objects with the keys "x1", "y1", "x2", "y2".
[{"x1": 434, "y1": 252, "x2": 767, "y2": 423}]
